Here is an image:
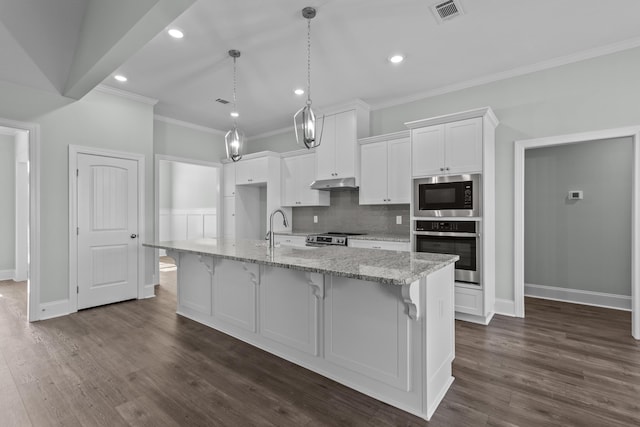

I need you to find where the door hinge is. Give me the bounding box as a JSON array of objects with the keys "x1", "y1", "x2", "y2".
[
  {"x1": 76, "y1": 169, "x2": 79, "y2": 177},
  {"x1": 76, "y1": 227, "x2": 79, "y2": 235},
  {"x1": 76, "y1": 286, "x2": 79, "y2": 294}
]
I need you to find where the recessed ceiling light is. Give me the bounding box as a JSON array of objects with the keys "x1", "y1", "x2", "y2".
[
  {"x1": 294, "y1": 88, "x2": 305, "y2": 96},
  {"x1": 114, "y1": 75, "x2": 127, "y2": 82},
  {"x1": 389, "y1": 54, "x2": 404, "y2": 64},
  {"x1": 168, "y1": 28, "x2": 184, "y2": 39},
  {"x1": 230, "y1": 111, "x2": 239, "y2": 118}
]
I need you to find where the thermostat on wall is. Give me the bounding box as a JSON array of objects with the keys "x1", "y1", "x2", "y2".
[{"x1": 568, "y1": 190, "x2": 583, "y2": 200}]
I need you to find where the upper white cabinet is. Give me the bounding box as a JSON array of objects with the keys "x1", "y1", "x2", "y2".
[
  {"x1": 359, "y1": 132, "x2": 410, "y2": 205},
  {"x1": 314, "y1": 102, "x2": 370, "y2": 181},
  {"x1": 236, "y1": 157, "x2": 268, "y2": 185},
  {"x1": 411, "y1": 117, "x2": 482, "y2": 177},
  {"x1": 223, "y1": 163, "x2": 236, "y2": 197},
  {"x1": 282, "y1": 152, "x2": 330, "y2": 207}
]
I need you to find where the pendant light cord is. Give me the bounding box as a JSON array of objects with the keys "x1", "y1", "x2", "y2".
[
  {"x1": 306, "y1": 18, "x2": 312, "y2": 106},
  {"x1": 232, "y1": 56, "x2": 238, "y2": 127}
]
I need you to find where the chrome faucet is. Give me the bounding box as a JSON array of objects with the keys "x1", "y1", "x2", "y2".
[{"x1": 267, "y1": 208, "x2": 289, "y2": 249}]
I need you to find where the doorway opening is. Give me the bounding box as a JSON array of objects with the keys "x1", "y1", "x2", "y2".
[
  {"x1": 514, "y1": 127, "x2": 640, "y2": 339},
  {"x1": 0, "y1": 118, "x2": 40, "y2": 321},
  {"x1": 154, "y1": 155, "x2": 222, "y2": 288}
]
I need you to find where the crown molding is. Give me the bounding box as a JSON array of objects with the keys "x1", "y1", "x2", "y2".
[
  {"x1": 358, "y1": 130, "x2": 410, "y2": 145},
  {"x1": 0, "y1": 126, "x2": 21, "y2": 136},
  {"x1": 153, "y1": 115, "x2": 225, "y2": 136},
  {"x1": 370, "y1": 36, "x2": 640, "y2": 111},
  {"x1": 246, "y1": 125, "x2": 294, "y2": 142},
  {"x1": 93, "y1": 84, "x2": 159, "y2": 105}
]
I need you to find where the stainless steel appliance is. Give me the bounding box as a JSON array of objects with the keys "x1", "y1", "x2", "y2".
[
  {"x1": 414, "y1": 220, "x2": 480, "y2": 284},
  {"x1": 305, "y1": 232, "x2": 364, "y2": 247},
  {"x1": 413, "y1": 174, "x2": 480, "y2": 217}
]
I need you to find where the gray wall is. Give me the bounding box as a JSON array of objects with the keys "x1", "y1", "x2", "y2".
[
  {"x1": 0, "y1": 134, "x2": 15, "y2": 271},
  {"x1": 292, "y1": 191, "x2": 409, "y2": 235},
  {"x1": 247, "y1": 46, "x2": 640, "y2": 302},
  {"x1": 162, "y1": 161, "x2": 218, "y2": 210},
  {"x1": 154, "y1": 119, "x2": 227, "y2": 162},
  {"x1": 524, "y1": 138, "x2": 632, "y2": 295}
]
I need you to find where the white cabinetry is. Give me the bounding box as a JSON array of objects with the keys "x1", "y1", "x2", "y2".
[
  {"x1": 359, "y1": 132, "x2": 410, "y2": 205},
  {"x1": 348, "y1": 239, "x2": 410, "y2": 252},
  {"x1": 411, "y1": 117, "x2": 482, "y2": 177},
  {"x1": 274, "y1": 234, "x2": 308, "y2": 247},
  {"x1": 223, "y1": 163, "x2": 236, "y2": 197},
  {"x1": 236, "y1": 157, "x2": 268, "y2": 185},
  {"x1": 407, "y1": 108, "x2": 498, "y2": 325},
  {"x1": 281, "y1": 151, "x2": 329, "y2": 207},
  {"x1": 222, "y1": 152, "x2": 291, "y2": 240},
  {"x1": 315, "y1": 103, "x2": 370, "y2": 181}
]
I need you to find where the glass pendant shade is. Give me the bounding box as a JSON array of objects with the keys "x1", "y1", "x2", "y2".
[
  {"x1": 225, "y1": 49, "x2": 243, "y2": 162},
  {"x1": 225, "y1": 126, "x2": 244, "y2": 162},
  {"x1": 294, "y1": 103, "x2": 323, "y2": 149}
]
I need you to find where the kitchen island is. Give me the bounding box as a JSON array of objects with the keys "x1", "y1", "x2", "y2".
[{"x1": 144, "y1": 238, "x2": 458, "y2": 421}]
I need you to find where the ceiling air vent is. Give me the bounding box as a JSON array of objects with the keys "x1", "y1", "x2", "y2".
[
  {"x1": 431, "y1": 0, "x2": 464, "y2": 23},
  {"x1": 215, "y1": 98, "x2": 230, "y2": 104}
]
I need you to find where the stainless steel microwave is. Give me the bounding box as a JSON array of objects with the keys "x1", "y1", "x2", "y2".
[{"x1": 413, "y1": 174, "x2": 480, "y2": 217}]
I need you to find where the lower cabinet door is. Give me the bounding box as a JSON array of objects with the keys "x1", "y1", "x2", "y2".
[
  {"x1": 260, "y1": 267, "x2": 320, "y2": 355},
  {"x1": 177, "y1": 254, "x2": 213, "y2": 316},
  {"x1": 324, "y1": 276, "x2": 410, "y2": 391},
  {"x1": 213, "y1": 259, "x2": 258, "y2": 332},
  {"x1": 455, "y1": 286, "x2": 483, "y2": 316}
]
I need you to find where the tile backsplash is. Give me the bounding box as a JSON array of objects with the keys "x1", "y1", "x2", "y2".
[{"x1": 292, "y1": 190, "x2": 410, "y2": 234}]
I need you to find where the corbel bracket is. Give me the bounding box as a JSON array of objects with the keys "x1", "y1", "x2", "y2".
[{"x1": 401, "y1": 280, "x2": 421, "y2": 320}]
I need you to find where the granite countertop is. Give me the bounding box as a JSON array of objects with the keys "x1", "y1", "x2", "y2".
[
  {"x1": 145, "y1": 238, "x2": 456, "y2": 286},
  {"x1": 274, "y1": 231, "x2": 410, "y2": 242}
]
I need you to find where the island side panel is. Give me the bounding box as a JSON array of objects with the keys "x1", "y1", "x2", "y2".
[{"x1": 423, "y1": 263, "x2": 456, "y2": 419}]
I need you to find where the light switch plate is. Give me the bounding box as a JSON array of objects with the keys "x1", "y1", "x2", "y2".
[
  {"x1": 396, "y1": 215, "x2": 402, "y2": 225},
  {"x1": 568, "y1": 190, "x2": 583, "y2": 200},
  {"x1": 313, "y1": 215, "x2": 318, "y2": 223}
]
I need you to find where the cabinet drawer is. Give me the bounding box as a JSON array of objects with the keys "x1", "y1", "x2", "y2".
[
  {"x1": 348, "y1": 239, "x2": 410, "y2": 252},
  {"x1": 455, "y1": 286, "x2": 483, "y2": 316}
]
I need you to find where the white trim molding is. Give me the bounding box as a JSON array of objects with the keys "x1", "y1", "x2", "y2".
[
  {"x1": 153, "y1": 115, "x2": 225, "y2": 135},
  {"x1": 494, "y1": 299, "x2": 516, "y2": 317},
  {"x1": 0, "y1": 270, "x2": 15, "y2": 281},
  {"x1": 38, "y1": 299, "x2": 70, "y2": 320},
  {"x1": 94, "y1": 84, "x2": 158, "y2": 105},
  {"x1": 68, "y1": 145, "x2": 147, "y2": 313},
  {"x1": 514, "y1": 126, "x2": 640, "y2": 339},
  {"x1": 525, "y1": 283, "x2": 631, "y2": 311},
  {"x1": 370, "y1": 36, "x2": 640, "y2": 111}
]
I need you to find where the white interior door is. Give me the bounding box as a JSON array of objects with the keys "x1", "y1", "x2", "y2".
[{"x1": 77, "y1": 153, "x2": 139, "y2": 309}]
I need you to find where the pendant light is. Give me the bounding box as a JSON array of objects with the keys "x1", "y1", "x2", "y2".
[
  {"x1": 225, "y1": 49, "x2": 244, "y2": 162},
  {"x1": 294, "y1": 7, "x2": 324, "y2": 149}
]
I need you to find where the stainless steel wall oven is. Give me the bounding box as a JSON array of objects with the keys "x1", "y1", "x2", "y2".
[{"x1": 415, "y1": 220, "x2": 480, "y2": 284}]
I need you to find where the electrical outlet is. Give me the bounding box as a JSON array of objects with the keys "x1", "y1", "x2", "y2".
[
  {"x1": 313, "y1": 215, "x2": 318, "y2": 223},
  {"x1": 396, "y1": 215, "x2": 402, "y2": 225}
]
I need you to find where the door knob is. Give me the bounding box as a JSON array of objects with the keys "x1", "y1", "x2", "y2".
[{"x1": 130, "y1": 234, "x2": 137, "y2": 239}]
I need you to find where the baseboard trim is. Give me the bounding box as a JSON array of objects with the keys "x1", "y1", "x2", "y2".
[
  {"x1": 525, "y1": 283, "x2": 631, "y2": 311},
  {"x1": 38, "y1": 299, "x2": 70, "y2": 320},
  {"x1": 0, "y1": 269, "x2": 15, "y2": 281},
  {"x1": 494, "y1": 298, "x2": 517, "y2": 317},
  {"x1": 143, "y1": 283, "x2": 156, "y2": 299},
  {"x1": 455, "y1": 311, "x2": 494, "y2": 325}
]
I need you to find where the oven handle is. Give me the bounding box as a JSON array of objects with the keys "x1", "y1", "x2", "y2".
[{"x1": 414, "y1": 231, "x2": 479, "y2": 238}]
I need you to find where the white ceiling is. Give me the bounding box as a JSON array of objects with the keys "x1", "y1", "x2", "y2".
[{"x1": 3, "y1": 0, "x2": 640, "y2": 138}]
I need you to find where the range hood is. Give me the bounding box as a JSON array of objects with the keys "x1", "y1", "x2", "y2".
[{"x1": 310, "y1": 177, "x2": 358, "y2": 191}]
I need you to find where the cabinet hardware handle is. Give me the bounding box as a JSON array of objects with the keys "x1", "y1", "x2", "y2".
[
  {"x1": 440, "y1": 167, "x2": 444, "y2": 171},
  {"x1": 130, "y1": 234, "x2": 137, "y2": 239}
]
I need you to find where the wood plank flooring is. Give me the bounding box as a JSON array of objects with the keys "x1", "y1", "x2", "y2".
[{"x1": 1, "y1": 271, "x2": 639, "y2": 426}]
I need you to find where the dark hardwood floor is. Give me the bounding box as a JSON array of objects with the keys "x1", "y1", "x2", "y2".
[{"x1": 1, "y1": 269, "x2": 639, "y2": 426}]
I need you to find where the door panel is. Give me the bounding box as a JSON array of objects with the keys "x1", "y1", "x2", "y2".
[{"x1": 77, "y1": 153, "x2": 138, "y2": 309}]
